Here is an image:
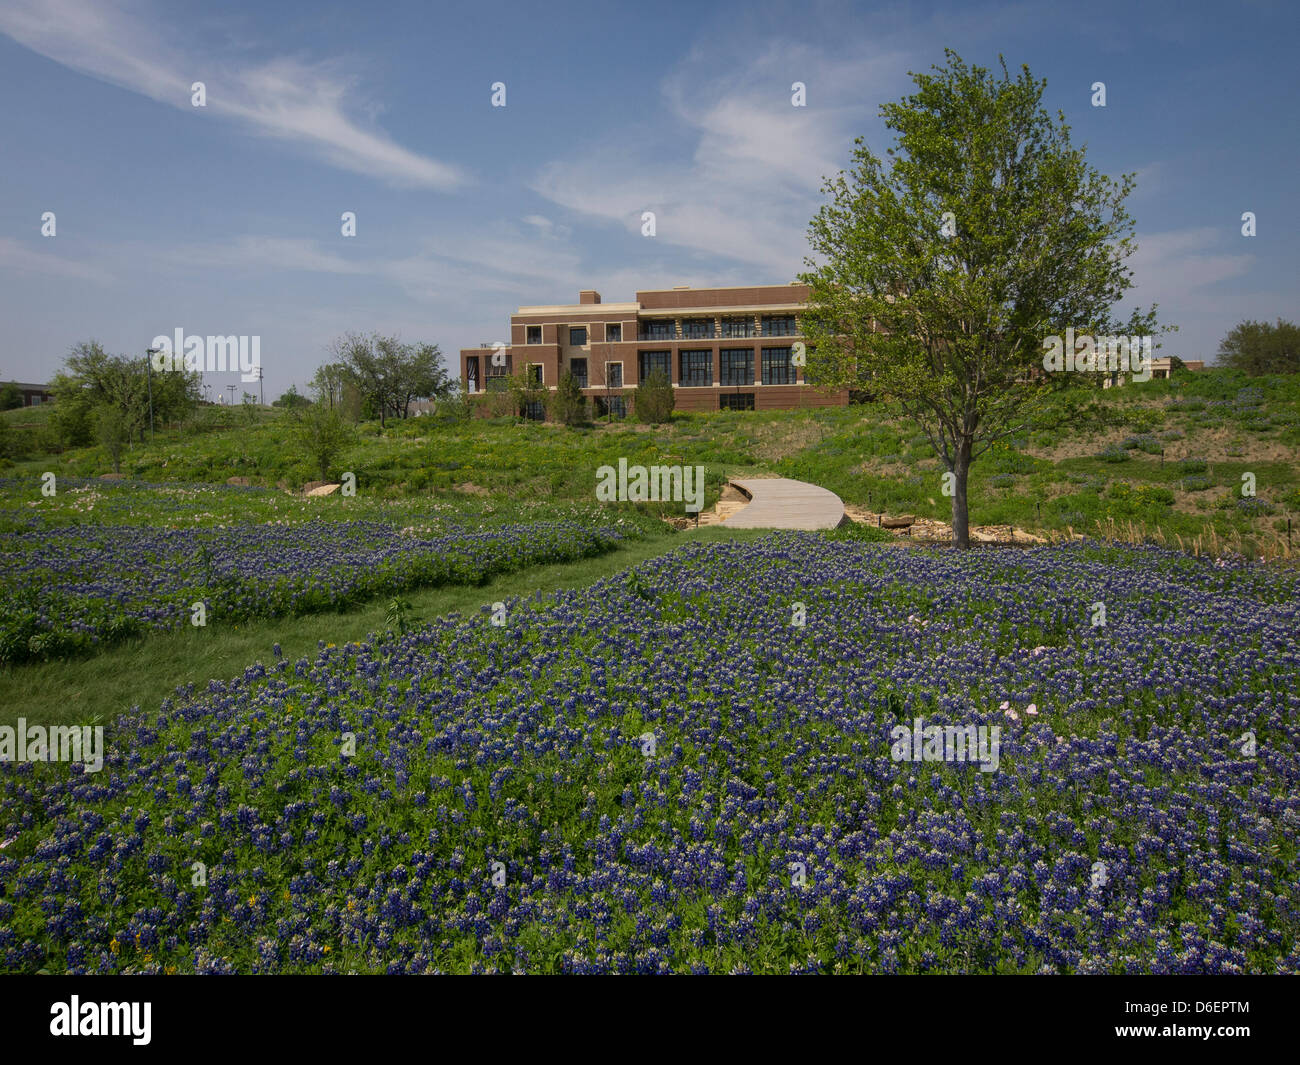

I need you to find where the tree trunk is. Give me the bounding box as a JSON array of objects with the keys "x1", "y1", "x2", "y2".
[{"x1": 951, "y1": 438, "x2": 972, "y2": 549}]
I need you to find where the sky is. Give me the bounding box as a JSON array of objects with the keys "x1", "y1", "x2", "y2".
[{"x1": 0, "y1": 0, "x2": 1295, "y2": 400}]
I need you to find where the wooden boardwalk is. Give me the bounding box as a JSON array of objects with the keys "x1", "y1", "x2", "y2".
[{"x1": 724, "y1": 477, "x2": 846, "y2": 530}]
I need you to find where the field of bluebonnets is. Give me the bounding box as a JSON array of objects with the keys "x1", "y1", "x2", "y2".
[
  {"x1": 2, "y1": 533, "x2": 1297, "y2": 974},
  {"x1": 0, "y1": 478, "x2": 648, "y2": 665}
]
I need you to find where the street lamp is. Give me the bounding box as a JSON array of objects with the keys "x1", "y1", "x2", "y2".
[{"x1": 145, "y1": 348, "x2": 159, "y2": 441}]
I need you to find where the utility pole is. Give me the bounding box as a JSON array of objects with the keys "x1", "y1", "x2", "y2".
[
  {"x1": 226, "y1": 384, "x2": 235, "y2": 406},
  {"x1": 145, "y1": 348, "x2": 158, "y2": 441},
  {"x1": 258, "y1": 366, "x2": 264, "y2": 406}
]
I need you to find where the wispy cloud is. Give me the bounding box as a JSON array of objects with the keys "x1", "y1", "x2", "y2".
[
  {"x1": 0, "y1": 0, "x2": 464, "y2": 189},
  {"x1": 0, "y1": 237, "x2": 115, "y2": 283}
]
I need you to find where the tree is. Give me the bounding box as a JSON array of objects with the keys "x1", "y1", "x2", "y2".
[
  {"x1": 633, "y1": 369, "x2": 674, "y2": 424},
  {"x1": 94, "y1": 403, "x2": 131, "y2": 474},
  {"x1": 296, "y1": 402, "x2": 353, "y2": 482},
  {"x1": 273, "y1": 385, "x2": 312, "y2": 409},
  {"x1": 310, "y1": 362, "x2": 348, "y2": 409},
  {"x1": 506, "y1": 363, "x2": 548, "y2": 422},
  {"x1": 800, "y1": 51, "x2": 1165, "y2": 547},
  {"x1": 0, "y1": 383, "x2": 21, "y2": 411},
  {"x1": 1216, "y1": 319, "x2": 1299, "y2": 375},
  {"x1": 329, "y1": 333, "x2": 453, "y2": 427},
  {"x1": 55, "y1": 340, "x2": 199, "y2": 443},
  {"x1": 552, "y1": 370, "x2": 588, "y2": 426}
]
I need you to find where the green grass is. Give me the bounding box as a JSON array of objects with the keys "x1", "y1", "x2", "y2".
[{"x1": 0, "y1": 525, "x2": 771, "y2": 731}]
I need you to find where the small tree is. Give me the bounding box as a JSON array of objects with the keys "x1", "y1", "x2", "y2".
[
  {"x1": 552, "y1": 371, "x2": 588, "y2": 426},
  {"x1": 273, "y1": 385, "x2": 311, "y2": 410},
  {"x1": 1217, "y1": 319, "x2": 1299, "y2": 375},
  {"x1": 94, "y1": 403, "x2": 131, "y2": 474},
  {"x1": 0, "y1": 383, "x2": 21, "y2": 411},
  {"x1": 801, "y1": 51, "x2": 1165, "y2": 547},
  {"x1": 633, "y1": 369, "x2": 674, "y2": 424},
  {"x1": 296, "y1": 403, "x2": 353, "y2": 482}
]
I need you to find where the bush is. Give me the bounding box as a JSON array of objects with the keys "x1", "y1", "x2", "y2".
[
  {"x1": 1176, "y1": 458, "x2": 1208, "y2": 475},
  {"x1": 1180, "y1": 474, "x2": 1213, "y2": 492},
  {"x1": 552, "y1": 371, "x2": 589, "y2": 427},
  {"x1": 633, "y1": 370, "x2": 674, "y2": 424},
  {"x1": 1098, "y1": 445, "x2": 1130, "y2": 463}
]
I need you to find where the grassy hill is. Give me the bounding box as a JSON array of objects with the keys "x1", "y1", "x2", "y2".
[{"x1": 4, "y1": 366, "x2": 1298, "y2": 555}]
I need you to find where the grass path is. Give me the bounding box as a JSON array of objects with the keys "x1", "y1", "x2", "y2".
[{"x1": 0, "y1": 526, "x2": 770, "y2": 730}]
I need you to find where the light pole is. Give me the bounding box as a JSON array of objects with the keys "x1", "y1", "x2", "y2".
[
  {"x1": 145, "y1": 348, "x2": 159, "y2": 441},
  {"x1": 226, "y1": 384, "x2": 235, "y2": 406},
  {"x1": 258, "y1": 366, "x2": 264, "y2": 406}
]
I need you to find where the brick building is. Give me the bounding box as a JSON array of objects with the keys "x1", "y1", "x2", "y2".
[{"x1": 459, "y1": 284, "x2": 848, "y2": 415}]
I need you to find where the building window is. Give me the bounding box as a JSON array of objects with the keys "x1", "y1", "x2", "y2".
[
  {"x1": 761, "y1": 315, "x2": 797, "y2": 337},
  {"x1": 466, "y1": 356, "x2": 480, "y2": 392},
  {"x1": 605, "y1": 362, "x2": 623, "y2": 388},
  {"x1": 524, "y1": 400, "x2": 546, "y2": 421},
  {"x1": 720, "y1": 348, "x2": 754, "y2": 386},
  {"x1": 486, "y1": 374, "x2": 507, "y2": 392},
  {"x1": 569, "y1": 326, "x2": 588, "y2": 346},
  {"x1": 681, "y1": 318, "x2": 714, "y2": 339},
  {"x1": 680, "y1": 350, "x2": 713, "y2": 386},
  {"x1": 606, "y1": 323, "x2": 622, "y2": 343},
  {"x1": 526, "y1": 326, "x2": 542, "y2": 344},
  {"x1": 639, "y1": 350, "x2": 670, "y2": 383},
  {"x1": 720, "y1": 315, "x2": 755, "y2": 338},
  {"x1": 569, "y1": 358, "x2": 588, "y2": 389},
  {"x1": 639, "y1": 318, "x2": 676, "y2": 341},
  {"x1": 762, "y1": 347, "x2": 794, "y2": 385},
  {"x1": 528, "y1": 364, "x2": 543, "y2": 386},
  {"x1": 720, "y1": 393, "x2": 754, "y2": 411}
]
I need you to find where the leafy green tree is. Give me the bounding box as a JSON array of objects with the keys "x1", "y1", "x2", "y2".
[
  {"x1": 94, "y1": 403, "x2": 132, "y2": 474},
  {"x1": 0, "y1": 382, "x2": 21, "y2": 411},
  {"x1": 329, "y1": 334, "x2": 453, "y2": 427},
  {"x1": 800, "y1": 51, "x2": 1165, "y2": 547},
  {"x1": 1216, "y1": 319, "x2": 1299, "y2": 375},
  {"x1": 552, "y1": 370, "x2": 588, "y2": 426},
  {"x1": 296, "y1": 402, "x2": 353, "y2": 482},
  {"x1": 273, "y1": 385, "x2": 312, "y2": 409},
  {"x1": 633, "y1": 369, "x2": 674, "y2": 424}
]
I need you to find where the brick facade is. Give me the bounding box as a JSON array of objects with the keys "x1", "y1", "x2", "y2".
[{"x1": 460, "y1": 284, "x2": 849, "y2": 414}]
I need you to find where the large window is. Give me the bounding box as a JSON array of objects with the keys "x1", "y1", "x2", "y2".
[
  {"x1": 524, "y1": 400, "x2": 546, "y2": 421},
  {"x1": 680, "y1": 350, "x2": 713, "y2": 386},
  {"x1": 569, "y1": 358, "x2": 588, "y2": 389},
  {"x1": 639, "y1": 350, "x2": 671, "y2": 383},
  {"x1": 639, "y1": 318, "x2": 676, "y2": 341},
  {"x1": 485, "y1": 374, "x2": 507, "y2": 392},
  {"x1": 569, "y1": 326, "x2": 588, "y2": 346},
  {"x1": 526, "y1": 326, "x2": 542, "y2": 344},
  {"x1": 761, "y1": 315, "x2": 797, "y2": 337},
  {"x1": 720, "y1": 348, "x2": 754, "y2": 386},
  {"x1": 466, "y1": 356, "x2": 480, "y2": 392},
  {"x1": 681, "y1": 318, "x2": 714, "y2": 339},
  {"x1": 528, "y1": 364, "x2": 543, "y2": 386},
  {"x1": 762, "y1": 347, "x2": 794, "y2": 385},
  {"x1": 605, "y1": 362, "x2": 623, "y2": 388},
  {"x1": 720, "y1": 393, "x2": 754, "y2": 411},
  {"x1": 606, "y1": 323, "x2": 622, "y2": 343},
  {"x1": 720, "y1": 315, "x2": 755, "y2": 338}
]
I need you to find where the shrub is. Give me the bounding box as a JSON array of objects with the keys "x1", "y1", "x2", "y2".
[
  {"x1": 1176, "y1": 458, "x2": 1208, "y2": 475},
  {"x1": 1098, "y1": 445, "x2": 1130, "y2": 463},
  {"x1": 633, "y1": 370, "x2": 674, "y2": 424},
  {"x1": 552, "y1": 371, "x2": 589, "y2": 427}
]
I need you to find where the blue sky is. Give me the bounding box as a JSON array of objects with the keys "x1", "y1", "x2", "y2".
[{"x1": 1, "y1": 0, "x2": 1295, "y2": 400}]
